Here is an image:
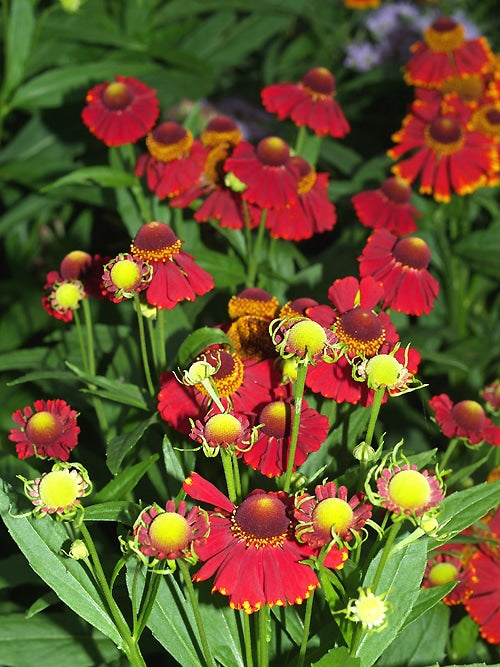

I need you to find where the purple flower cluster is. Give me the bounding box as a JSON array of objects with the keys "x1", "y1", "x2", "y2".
[{"x1": 344, "y1": 3, "x2": 481, "y2": 73}]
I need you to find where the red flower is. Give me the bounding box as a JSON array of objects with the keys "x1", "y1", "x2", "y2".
[
  {"x1": 224, "y1": 137, "x2": 300, "y2": 209},
  {"x1": 135, "y1": 122, "x2": 209, "y2": 198},
  {"x1": 295, "y1": 481, "x2": 372, "y2": 548},
  {"x1": 481, "y1": 380, "x2": 500, "y2": 413},
  {"x1": 224, "y1": 288, "x2": 280, "y2": 361},
  {"x1": 42, "y1": 278, "x2": 86, "y2": 322},
  {"x1": 158, "y1": 346, "x2": 282, "y2": 434},
  {"x1": 265, "y1": 157, "x2": 337, "y2": 240},
  {"x1": 242, "y1": 397, "x2": 329, "y2": 478},
  {"x1": 9, "y1": 399, "x2": 80, "y2": 461},
  {"x1": 82, "y1": 75, "x2": 159, "y2": 146},
  {"x1": 404, "y1": 17, "x2": 494, "y2": 88},
  {"x1": 422, "y1": 545, "x2": 473, "y2": 606},
  {"x1": 129, "y1": 222, "x2": 213, "y2": 310},
  {"x1": 261, "y1": 67, "x2": 350, "y2": 138},
  {"x1": 466, "y1": 549, "x2": 500, "y2": 644},
  {"x1": 358, "y1": 229, "x2": 440, "y2": 315},
  {"x1": 183, "y1": 473, "x2": 319, "y2": 613},
  {"x1": 351, "y1": 177, "x2": 421, "y2": 235},
  {"x1": 389, "y1": 104, "x2": 498, "y2": 202},
  {"x1": 306, "y1": 276, "x2": 399, "y2": 405},
  {"x1": 429, "y1": 394, "x2": 500, "y2": 446}
]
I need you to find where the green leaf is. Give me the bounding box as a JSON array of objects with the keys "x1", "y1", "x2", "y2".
[
  {"x1": 450, "y1": 615, "x2": 479, "y2": 661},
  {"x1": 83, "y1": 501, "x2": 139, "y2": 524},
  {"x1": 176, "y1": 327, "x2": 233, "y2": 368},
  {"x1": 3, "y1": 0, "x2": 35, "y2": 99},
  {"x1": 375, "y1": 603, "x2": 449, "y2": 667},
  {"x1": 355, "y1": 538, "x2": 429, "y2": 667},
  {"x1": 106, "y1": 414, "x2": 159, "y2": 474},
  {"x1": 0, "y1": 612, "x2": 120, "y2": 667},
  {"x1": 162, "y1": 434, "x2": 188, "y2": 488},
  {"x1": 65, "y1": 362, "x2": 149, "y2": 410},
  {"x1": 429, "y1": 480, "x2": 500, "y2": 548},
  {"x1": 42, "y1": 167, "x2": 137, "y2": 192},
  {"x1": 400, "y1": 582, "x2": 456, "y2": 629},
  {"x1": 312, "y1": 646, "x2": 361, "y2": 667},
  {"x1": 0, "y1": 480, "x2": 121, "y2": 646},
  {"x1": 93, "y1": 455, "x2": 160, "y2": 503},
  {"x1": 454, "y1": 226, "x2": 500, "y2": 280}
]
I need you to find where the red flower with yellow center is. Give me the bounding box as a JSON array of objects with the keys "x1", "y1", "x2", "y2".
[
  {"x1": 9, "y1": 399, "x2": 80, "y2": 461},
  {"x1": 200, "y1": 115, "x2": 243, "y2": 148},
  {"x1": 42, "y1": 279, "x2": 86, "y2": 322},
  {"x1": 422, "y1": 545, "x2": 473, "y2": 605},
  {"x1": 158, "y1": 346, "x2": 282, "y2": 433},
  {"x1": 265, "y1": 156, "x2": 337, "y2": 240},
  {"x1": 404, "y1": 17, "x2": 494, "y2": 88},
  {"x1": 295, "y1": 481, "x2": 372, "y2": 557},
  {"x1": 358, "y1": 229, "x2": 440, "y2": 315},
  {"x1": 130, "y1": 221, "x2": 213, "y2": 310},
  {"x1": 183, "y1": 473, "x2": 319, "y2": 613},
  {"x1": 135, "y1": 121, "x2": 208, "y2": 198},
  {"x1": 224, "y1": 136, "x2": 300, "y2": 209},
  {"x1": 376, "y1": 464, "x2": 444, "y2": 517},
  {"x1": 306, "y1": 276, "x2": 399, "y2": 405},
  {"x1": 190, "y1": 411, "x2": 253, "y2": 455},
  {"x1": 261, "y1": 67, "x2": 350, "y2": 138},
  {"x1": 389, "y1": 106, "x2": 498, "y2": 202},
  {"x1": 429, "y1": 394, "x2": 500, "y2": 446},
  {"x1": 351, "y1": 177, "x2": 421, "y2": 235},
  {"x1": 81, "y1": 75, "x2": 159, "y2": 146},
  {"x1": 242, "y1": 397, "x2": 328, "y2": 478},
  {"x1": 132, "y1": 500, "x2": 209, "y2": 563}
]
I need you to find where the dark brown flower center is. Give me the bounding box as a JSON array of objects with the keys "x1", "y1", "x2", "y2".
[
  {"x1": 451, "y1": 400, "x2": 486, "y2": 432},
  {"x1": 431, "y1": 17, "x2": 458, "y2": 33},
  {"x1": 393, "y1": 237, "x2": 431, "y2": 269},
  {"x1": 228, "y1": 288, "x2": 279, "y2": 319},
  {"x1": 486, "y1": 108, "x2": 500, "y2": 125},
  {"x1": 259, "y1": 401, "x2": 291, "y2": 439},
  {"x1": 131, "y1": 222, "x2": 180, "y2": 263},
  {"x1": 380, "y1": 177, "x2": 412, "y2": 204},
  {"x1": 25, "y1": 411, "x2": 63, "y2": 446},
  {"x1": 201, "y1": 115, "x2": 242, "y2": 148},
  {"x1": 232, "y1": 493, "x2": 290, "y2": 543},
  {"x1": 425, "y1": 17, "x2": 465, "y2": 53},
  {"x1": 301, "y1": 67, "x2": 335, "y2": 96},
  {"x1": 335, "y1": 309, "x2": 385, "y2": 356},
  {"x1": 101, "y1": 81, "x2": 134, "y2": 110},
  {"x1": 256, "y1": 137, "x2": 290, "y2": 166},
  {"x1": 60, "y1": 251, "x2": 92, "y2": 280},
  {"x1": 429, "y1": 117, "x2": 462, "y2": 144},
  {"x1": 196, "y1": 348, "x2": 245, "y2": 397}
]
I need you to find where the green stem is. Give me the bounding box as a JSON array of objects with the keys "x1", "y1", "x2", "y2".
[
  {"x1": 358, "y1": 386, "x2": 385, "y2": 488},
  {"x1": 440, "y1": 437, "x2": 459, "y2": 471},
  {"x1": 178, "y1": 559, "x2": 216, "y2": 667},
  {"x1": 257, "y1": 605, "x2": 269, "y2": 667},
  {"x1": 246, "y1": 209, "x2": 267, "y2": 287},
  {"x1": 283, "y1": 362, "x2": 308, "y2": 493},
  {"x1": 156, "y1": 308, "x2": 167, "y2": 373},
  {"x1": 294, "y1": 125, "x2": 308, "y2": 157},
  {"x1": 81, "y1": 298, "x2": 96, "y2": 376},
  {"x1": 173, "y1": 206, "x2": 184, "y2": 238},
  {"x1": 231, "y1": 450, "x2": 242, "y2": 503},
  {"x1": 297, "y1": 590, "x2": 315, "y2": 667},
  {"x1": 242, "y1": 612, "x2": 254, "y2": 667},
  {"x1": 146, "y1": 318, "x2": 159, "y2": 373},
  {"x1": 73, "y1": 309, "x2": 89, "y2": 374},
  {"x1": 134, "y1": 568, "x2": 162, "y2": 640},
  {"x1": 133, "y1": 293, "x2": 156, "y2": 398},
  {"x1": 221, "y1": 448, "x2": 237, "y2": 504},
  {"x1": 79, "y1": 523, "x2": 145, "y2": 666},
  {"x1": 119, "y1": 144, "x2": 152, "y2": 223}
]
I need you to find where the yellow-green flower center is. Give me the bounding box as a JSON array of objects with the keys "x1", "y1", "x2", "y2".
[
  {"x1": 287, "y1": 320, "x2": 326, "y2": 357},
  {"x1": 428, "y1": 562, "x2": 459, "y2": 586},
  {"x1": 149, "y1": 512, "x2": 190, "y2": 553},
  {"x1": 204, "y1": 413, "x2": 243, "y2": 444},
  {"x1": 366, "y1": 355, "x2": 403, "y2": 388},
  {"x1": 313, "y1": 497, "x2": 353, "y2": 537},
  {"x1": 25, "y1": 411, "x2": 62, "y2": 445},
  {"x1": 388, "y1": 469, "x2": 431, "y2": 510},
  {"x1": 54, "y1": 283, "x2": 82, "y2": 309},
  {"x1": 38, "y1": 470, "x2": 80, "y2": 510},
  {"x1": 110, "y1": 259, "x2": 141, "y2": 290}
]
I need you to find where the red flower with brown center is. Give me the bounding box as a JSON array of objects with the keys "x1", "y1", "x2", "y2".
[
  {"x1": 389, "y1": 106, "x2": 498, "y2": 202},
  {"x1": 351, "y1": 177, "x2": 421, "y2": 235},
  {"x1": 224, "y1": 288, "x2": 280, "y2": 361},
  {"x1": 224, "y1": 137, "x2": 300, "y2": 209},
  {"x1": 135, "y1": 121, "x2": 209, "y2": 198},
  {"x1": 183, "y1": 473, "x2": 319, "y2": 613},
  {"x1": 158, "y1": 346, "x2": 282, "y2": 433},
  {"x1": 261, "y1": 67, "x2": 350, "y2": 138},
  {"x1": 242, "y1": 398, "x2": 328, "y2": 478},
  {"x1": 265, "y1": 156, "x2": 337, "y2": 240},
  {"x1": 81, "y1": 75, "x2": 159, "y2": 146},
  {"x1": 429, "y1": 394, "x2": 500, "y2": 446},
  {"x1": 129, "y1": 221, "x2": 213, "y2": 310},
  {"x1": 404, "y1": 17, "x2": 494, "y2": 88},
  {"x1": 306, "y1": 276, "x2": 400, "y2": 405},
  {"x1": 9, "y1": 399, "x2": 80, "y2": 461},
  {"x1": 358, "y1": 229, "x2": 440, "y2": 315}
]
